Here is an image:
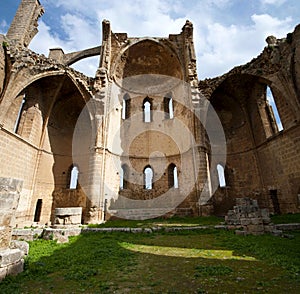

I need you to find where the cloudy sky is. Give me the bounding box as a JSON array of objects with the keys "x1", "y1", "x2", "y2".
[{"x1": 1, "y1": 0, "x2": 300, "y2": 79}]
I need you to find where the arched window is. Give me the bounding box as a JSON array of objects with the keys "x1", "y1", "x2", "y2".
[
  {"x1": 143, "y1": 97, "x2": 152, "y2": 122},
  {"x1": 144, "y1": 165, "x2": 153, "y2": 189},
  {"x1": 69, "y1": 165, "x2": 79, "y2": 189},
  {"x1": 120, "y1": 164, "x2": 129, "y2": 190},
  {"x1": 14, "y1": 94, "x2": 26, "y2": 133},
  {"x1": 168, "y1": 163, "x2": 178, "y2": 188},
  {"x1": 217, "y1": 164, "x2": 226, "y2": 188},
  {"x1": 266, "y1": 86, "x2": 283, "y2": 131},
  {"x1": 122, "y1": 93, "x2": 130, "y2": 120},
  {"x1": 164, "y1": 93, "x2": 174, "y2": 119}
]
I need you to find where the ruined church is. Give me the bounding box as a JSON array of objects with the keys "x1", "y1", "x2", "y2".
[{"x1": 0, "y1": 0, "x2": 300, "y2": 229}]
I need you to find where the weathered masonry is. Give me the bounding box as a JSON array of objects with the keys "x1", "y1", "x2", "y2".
[{"x1": 0, "y1": 0, "x2": 299, "y2": 227}]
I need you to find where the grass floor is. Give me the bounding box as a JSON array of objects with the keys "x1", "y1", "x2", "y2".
[
  {"x1": 1, "y1": 228, "x2": 299, "y2": 293},
  {"x1": 88, "y1": 216, "x2": 223, "y2": 228}
]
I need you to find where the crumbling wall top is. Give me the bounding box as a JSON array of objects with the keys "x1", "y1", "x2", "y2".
[{"x1": 6, "y1": 0, "x2": 44, "y2": 48}]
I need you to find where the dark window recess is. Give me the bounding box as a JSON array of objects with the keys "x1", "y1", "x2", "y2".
[
  {"x1": 34, "y1": 199, "x2": 42, "y2": 222},
  {"x1": 270, "y1": 189, "x2": 281, "y2": 214}
]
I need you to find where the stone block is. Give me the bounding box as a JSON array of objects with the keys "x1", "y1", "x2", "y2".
[
  {"x1": 54, "y1": 207, "x2": 82, "y2": 225},
  {"x1": 240, "y1": 218, "x2": 251, "y2": 226},
  {"x1": 7, "y1": 259, "x2": 24, "y2": 276},
  {"x1": 130, "y1": 228, "x2": 143, "y2": 233},
  {"x1": 0, "y1": 267, "x2": 7, "y2": 281},
  {"x1": 250, "y1": 218, "x2": 263, "y2": 225},
  {"x1": 246, "y1": 224, "x2": 264, "y2": 233},
  {"x1": 263, "y1": 225, "x2": 275, "y2": 233},
  {"x1": 0, "y1": 249, "x2": 23, "y2": 268},
  {"x1": 10, "y1": 240, "x2": 29, "y2": 255},
  {"x1": 271, "y1": 230, "x2": 283, "y2": 237},
  {"x1": 0, "y1": 226, "x2": 10, "y2": 250}
]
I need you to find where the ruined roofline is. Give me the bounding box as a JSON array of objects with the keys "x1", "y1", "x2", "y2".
[{"x1": 198, "y1": 24, "x2": 299, "y2": 98}]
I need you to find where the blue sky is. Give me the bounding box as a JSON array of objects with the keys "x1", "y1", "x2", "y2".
[{"x1": 1, "y1": 0, "x2": 300, "y2": 79}]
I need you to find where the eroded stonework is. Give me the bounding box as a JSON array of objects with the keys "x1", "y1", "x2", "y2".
[{"x1": 0, "y1": 0, "x2": 299, "y2": 228}]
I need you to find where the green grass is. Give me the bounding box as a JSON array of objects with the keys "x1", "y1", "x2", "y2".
[
  {"x1": 271, "y1": 213, "x2": 300, "y2": 224},
  {"x1": 1, "y1": 228, "x2": 299, "y2": 293},
  {"x1": 88, "y1": 215, "x2": 223, "y2": 228}
]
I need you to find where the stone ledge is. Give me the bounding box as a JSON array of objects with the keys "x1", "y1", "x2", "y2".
[
  {"x1": 12, "y1": 228, "x2": 43, "y2": 241},
  {"x1": 275, "y1": 223, "x2": 300, "y2": 231},
  {"x1": 0, "y1": 248, "x2": 23, "y2": 268}
]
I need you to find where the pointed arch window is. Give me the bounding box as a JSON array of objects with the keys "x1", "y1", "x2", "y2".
[
  {"x1": 14, "y1": 94, "x2": 26, "y2": 133},
  {"x1": 122, "y1": 93, "x2": 131, "y2": 120},
  {"x1": 69, "y1": 165, "x2": 79, "y2": 189},
  {"x1": 120, "y1": 164, "x2": 129, "y2": 190},
  {"x1": 164, "y1": 93, "x2": 174, "y2": 119},
  {"x1": 168, "y1": 163, "x2": 178, "y2": 188},
  {"x1": 266, "y1": 86, "x2": 283, "y2": 132},
  {"x1": 217, "y1": 164, "x2": 226, "y2": 188},
  {"x1": 143, "y1": 97, "x2": 152, "y2": 123},
  {"x1": 144, "y1": 165, "x2": 153, "y2": 190}
]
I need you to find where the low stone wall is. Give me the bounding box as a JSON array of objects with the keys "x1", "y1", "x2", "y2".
[
  {"x1": 54, "y1": 207, "x2": 82, "y2": 226},
  {"x1": 225, "y1": 197, "x2": 276, "y2": 235}
]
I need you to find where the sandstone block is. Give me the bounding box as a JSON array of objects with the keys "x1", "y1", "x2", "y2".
[
  {"x1": 7, "y1": 259, "x2": 24, "y2": 276},
  {"x1": 10, "y1": 240, "x2": 29, "y2": 255},
  {"x1": 0, "y1": 267, "x2": 7, "y2": 281},
  {"x1": 250, "y1": 218, "x2": 263, "y2": 225},
  {"x1": 0, "y1": 249, "x2": 23, "y2": 268},
  {"x1": 246, "y1": 224, "x2": 264, "y2": 233}
]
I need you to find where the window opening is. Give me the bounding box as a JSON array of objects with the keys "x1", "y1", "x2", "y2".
[
  {"x1": 120, "y1": 164, "x2": 129, "y2": 189},
  {"x1": 69, "y1": 166, "x2": 79, "y2": 189},
  {"x1": 143, "y1": 98, "x2": 152, "y2": 122},
  {"x1": 14, "y1": 95, "x2": 26, "y2": 133},
  {"x1": 144, "y1": 166, "x2": 153, "y2": 189},
  {"x1": 266, "y1": 86, "x2": 283, "y2": 131},
  {"x1": 122, "y1": 93, "x2": 130, "y2": 119},
  {"x1": 217, "y1": 164, "x2": 226, "y2": 187},
  {"x1": 168, "y1": 164, "x2": 178, "y2": 188},
  {"x1": 270, "y1": 189, "x2": 281, "y2": 214},
  {"x1": 164, "y1": 94, "x2": 174, "y2": 119},
  {"x1": 34, "y1": 199, "x2": 42, "y2": 222}
]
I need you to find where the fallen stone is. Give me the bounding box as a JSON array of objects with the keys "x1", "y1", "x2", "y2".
[
  {"x1": 10, "y1": 240, "x2": 29, "y2": 255},
  {"x1": 0, "y1": 249, "x2": 23, "y2": 268},
  {"x1": 6, "y1": 259, "x2": 24, "y2": 276}
]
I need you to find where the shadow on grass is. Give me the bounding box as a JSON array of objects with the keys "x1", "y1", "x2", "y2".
[{"x1": 0, "y1": 229, "x2": 299, "y2": 293}]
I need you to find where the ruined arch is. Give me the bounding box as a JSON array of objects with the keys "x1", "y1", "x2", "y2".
[
  {"x1": 0, "y1": 72, "x2": 93, "y2": 224},
  {"x1": 112, "y1": 39, "x2": 184, "y2": 90}
]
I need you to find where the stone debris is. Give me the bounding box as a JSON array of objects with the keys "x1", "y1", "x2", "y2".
[{"x1": 225, "y1": 198, "x2": 281, "y2": 235}]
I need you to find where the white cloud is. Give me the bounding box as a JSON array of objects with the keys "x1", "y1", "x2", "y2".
[
  {"x1": 0, "y1": 20, "x2": 8, "y2": 34},
  {"x1": 27, "y1": 1, "x2": 297, "y2": 79},
  {"x1": 60, "y1": 13, "x2": 100, "y2": 50},
  {"x1": 196, "y1": 14, "x2": 294, "y2": 79},
  {"x1": 30, "y1": 21, "x2": 66, "y2": 56},
  {"x1": 260, "y1": 0, "x2": 287, "y2": 6}
]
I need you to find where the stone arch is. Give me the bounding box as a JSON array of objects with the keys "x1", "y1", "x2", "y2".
[
  {"x1": 112, "y1": 39, "x2": 184, "y2": 88},
  {"x1": 0, "y1": 69, "x2": 92, "y2": 124},
  {"x1": 0, "y1": 70, "x2": 93, "y2": 224}
]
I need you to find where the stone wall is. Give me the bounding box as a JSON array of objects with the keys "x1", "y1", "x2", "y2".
[
  {"x1": 0, "y1": 35, "x2": 6, "y2": 97},
  {"x1": 225, "y1": 198, "x2": 273, "y2": 235},
  {"x1": 0, "y1": 177, "x2": 25, "y2": 280},
  {"x1": 6, "y1": 0, "x2": 44, "y2": 47}
]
